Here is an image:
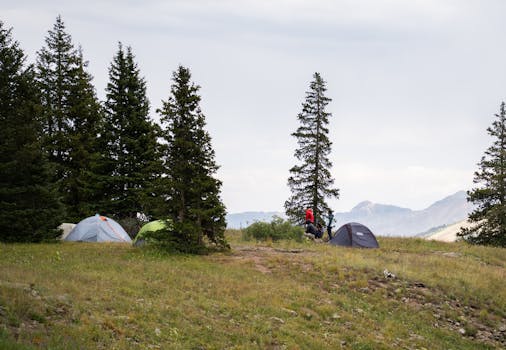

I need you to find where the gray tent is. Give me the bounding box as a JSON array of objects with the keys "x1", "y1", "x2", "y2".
[
  {"x1": 329, "y1": 222, "x2": 379, "y2": 248},
  {"x1": 65, "y1": 214, "x2": 131, "y2": 243}
]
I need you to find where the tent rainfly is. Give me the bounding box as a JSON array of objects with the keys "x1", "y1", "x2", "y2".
[
  {"x1": 65, "y1": 214, "x2": 131, "y2": 243},
  {"x1": 133, "y1": 219, "x2": 172, "y2": 246},
  {"x1": 329, "y1": 222, "x2": 379, "y2": 248}
]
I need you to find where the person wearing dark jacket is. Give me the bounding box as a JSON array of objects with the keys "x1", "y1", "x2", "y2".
[
  {"x1": 305, "y1": 207, "x2": 315, "y2": 236},
  {"x1": 304, "y1": 222, "x2": 324, "y2": 239},
  {"x1": 326, "y1": 210, "x2": 334, "y2": 240}
]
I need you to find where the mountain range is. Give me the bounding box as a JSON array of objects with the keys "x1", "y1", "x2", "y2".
[{"x1": 225, "y1": 191, "x2": 474, "y2": 237}]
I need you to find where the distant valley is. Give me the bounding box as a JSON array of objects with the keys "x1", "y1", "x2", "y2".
[{"x1": 226, "y1": 191, "x2": 474, "y2": 237}]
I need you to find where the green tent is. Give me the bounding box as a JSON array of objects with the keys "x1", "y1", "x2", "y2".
[{"x1": 133, "y1": 219, "x2": 172, "y2": 246}]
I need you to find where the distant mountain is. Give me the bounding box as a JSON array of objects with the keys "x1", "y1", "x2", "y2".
[
  {"x1": 333, "y1": 191, "x2": 474, "y2": 236},
  {"x1": 226, "y1": 191, "x2": 474, "y2": 236},
  {"x1": 226, "y1": 211, "x2": 285, "y2": 229}
]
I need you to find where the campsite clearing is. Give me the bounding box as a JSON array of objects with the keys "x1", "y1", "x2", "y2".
[{"x1": 0, "y1": 231, "x2": 505, "y2": 349}]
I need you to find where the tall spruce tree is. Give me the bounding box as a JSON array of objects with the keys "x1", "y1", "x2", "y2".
[
  {"x1": 36, "y1": 15, "x2": 78, "y2": 180},
  {"x1": 0, "y1": 22, "x2": 63, "y2": 242},
  {"x1": 36, "y1": 16, "x2": 103, "y2": 222},
  {"x1": 63, "y1": 49, "x2": 104, "y2": 221},
  {"x1": 285, "y1": 72, "x2": 339, "y2": 224},
  {"x1": 458, "y1": 102, "x2": 506, "y2": 247},
  {"x1": 101, "y1": 43, "x2": 161, "y2": 221},
  {"x1": 158, "y1": 65, "x2": 227, "y2": 252}
]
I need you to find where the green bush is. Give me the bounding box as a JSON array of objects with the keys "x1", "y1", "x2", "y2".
[
  {"x1": 137, "y1": 219, "x2": 229, "y2": 254},
  {"x1": 242, "y1": 216, "x2": 303, "y2": 242}
]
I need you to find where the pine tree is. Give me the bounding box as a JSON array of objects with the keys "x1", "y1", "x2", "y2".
[
  {"x1": 458, "y1": 102, "x2": 506, "y2": 247},
  {"x1": 285, "y1": 72, "x2": 339, "y2": 225},
  {"x1": 158, "y1": 66, "x2": 227, "y2": 252},
  {"x1": 0, "y1": 21, "x2": 63, "y2": 242},
  {"x1": 63, "y1": 49, "x2": 104, "y2": 221},
  {"x1": 36, "y1": 16, "x2": 103, "y2": 222},
  {"x1": 36, "y1": 15, "x2": 79, "y2": 180},
  {"x1": 101, "y1": 43, "x2": 161, "y2": 221}
]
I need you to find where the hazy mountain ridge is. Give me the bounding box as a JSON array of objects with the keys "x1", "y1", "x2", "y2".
[
  {"x1": 227, "y1": 191, "x2": 473, "y2": 237},
  {"x1": 334, "y1": 191, "x2": 473, "y2": 236}
]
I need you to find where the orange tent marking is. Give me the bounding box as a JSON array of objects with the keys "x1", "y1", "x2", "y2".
[{"x1": 100, "y1": 216, "x2": 127, "y2": 242}]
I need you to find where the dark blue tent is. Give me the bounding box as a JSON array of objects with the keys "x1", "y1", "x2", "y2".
[{"x1": 329, "y1": 222, "x2": 379, "y2": 248}]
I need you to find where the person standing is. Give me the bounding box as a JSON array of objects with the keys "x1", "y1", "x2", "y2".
[{"x1": 326, "y1": 209, "x2": 334, "y2": 240}]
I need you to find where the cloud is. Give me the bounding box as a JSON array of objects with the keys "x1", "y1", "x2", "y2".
[
  {"x1": 218, "y1": 166, "x2": 289, "y2": 212},
  {"x1": 155, "y1": 0, "x2": 459, "y2": 24}
]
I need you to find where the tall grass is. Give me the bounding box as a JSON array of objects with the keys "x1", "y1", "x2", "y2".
[{"x1": 0, "y1": 235, "x2": 504, "y2": 349}]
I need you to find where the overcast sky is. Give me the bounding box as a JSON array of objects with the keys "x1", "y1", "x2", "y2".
[{"x1": 3, "y1": 0, "x2": 506, "y2": 213}]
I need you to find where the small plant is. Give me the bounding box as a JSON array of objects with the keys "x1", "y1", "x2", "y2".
[
  {"x1": 463, "y1": 323, "x2": 478, "y2": 337},
  {"x1": 478, "y1": 309, "x2": 489, "y2": 322},
  {"x1": 54, "y1": 251, "x2": 62, "y2": 262},
  {"x1": 29, "y1": 311, "x2": 46, "y2": 324},
  {"x1": 7, "y1": 313, "x2": 20, "y2": 327},
  {"x1": 242, "y1": 216, "x2": 303, "y2": 242}
]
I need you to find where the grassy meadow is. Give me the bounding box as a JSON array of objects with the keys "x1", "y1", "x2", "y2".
[{"x1": 0, "y1": 231, "x2": 505, "y2": 349}]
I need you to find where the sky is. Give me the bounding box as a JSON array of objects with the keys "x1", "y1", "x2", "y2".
[{"x1": 3, "y1": 0, "x2": 506, "y2": 213}]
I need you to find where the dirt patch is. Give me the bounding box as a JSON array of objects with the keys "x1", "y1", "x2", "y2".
[
  {"x1": 248, "y1": 255, "x2": 271, "y2": 274},
  {"x1": 233, "y1": 246, "x2": 308, "y2": 255},
  {"x1": 219, "y1": 245, "x2": 315, "y2": 274}
]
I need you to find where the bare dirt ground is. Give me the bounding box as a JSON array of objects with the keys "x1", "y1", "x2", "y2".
[{"x1": 227, "y1": 245, "x2": 313, "y2": 274}]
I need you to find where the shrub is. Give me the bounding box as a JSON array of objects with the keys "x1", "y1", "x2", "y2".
[
  {"x1": 137, "y1": 219, "x2": 229, "y2": 254},
  {"x1": 242, "y1": 216, "x2": 303, "y2": 242}
]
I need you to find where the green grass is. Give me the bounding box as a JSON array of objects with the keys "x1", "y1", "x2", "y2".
[{"x1": 0, "y1": 232, "x2": 505, "y2": 349}]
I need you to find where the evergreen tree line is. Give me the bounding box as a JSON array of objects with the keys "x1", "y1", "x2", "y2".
[
  {"x1": 2, "y1": 15, "x2": 505, "y2": 249},
  {"x1": 0, "y1": 17, "x2": 227, "y2": 251}
]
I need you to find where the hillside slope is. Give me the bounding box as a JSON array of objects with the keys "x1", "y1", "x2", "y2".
[
  {"x1": 0, "y1": 236, "x2": 504, "y2": 349},
  {"x1": 424, "y1": 220, "x2": 475, "y2": 242}
]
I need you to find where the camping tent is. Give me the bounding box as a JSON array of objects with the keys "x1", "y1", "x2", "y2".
[
  {"x1": 329, "y1": 222, "x2": 379, "y2": 248},
  {"x1": 133, "y1": 219, "x2": 172, "y2": 246},
  {"x1": 58, "y1": 223, "x2": 76, "y2": 240},
  {"x1": 65, "y1": 214, "x2": 131, "y2": 243}
]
